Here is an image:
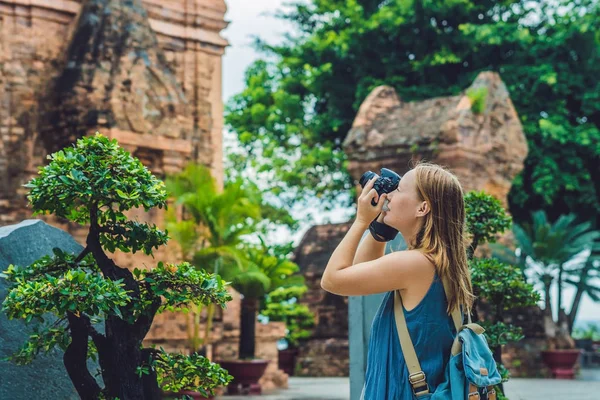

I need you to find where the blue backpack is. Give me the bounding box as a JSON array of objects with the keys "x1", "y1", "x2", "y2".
[{"x1": 394, "y1": 282, "x2": 502, "y2": 400}]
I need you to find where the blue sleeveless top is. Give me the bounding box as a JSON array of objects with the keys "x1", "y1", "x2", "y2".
[{"x1": 362, "y1": 274, "x2": 457, "y2": 400}]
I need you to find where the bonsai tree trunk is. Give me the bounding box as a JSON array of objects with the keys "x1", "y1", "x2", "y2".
[
  {"x1": 239, "y1": 296, "x2": 259, "y2": 360},
  {"x1": 97, "y1": 319, "x2": 161, "y2": 400},
  {"x1": 62, "y1": 305, "x2": 163, "y2": 400},
  {"x1": 84, "y1": 222, "x2": 163, "y2": 399},
  {"x1": 63, "y1": 313, "x2": 102, "y2": 399}
]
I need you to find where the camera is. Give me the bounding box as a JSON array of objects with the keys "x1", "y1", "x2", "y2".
[{"x1": 359, "y1": 168, "x2": 402, "y2": 206}]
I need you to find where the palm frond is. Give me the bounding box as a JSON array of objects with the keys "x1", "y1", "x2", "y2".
[
  {"x1": 550, "y1": 214, "x2": 577, "y2": 235},
  {"x1": 489, "y1": 243, "x2": 527, "y2": 271},
  {"x1": 587, "y1": 289, "x2": 600, "y2": 302},
  {"x1": 193, "y1": 245, "x2": 248, "y2": 277},
  {"x1": 532, "y1": 210, "x2": 549, "y2": 231},
  {"x1": 513, "y1": 223, "x2": 535, "y2": 256},
  {"x1": 165, "y1": 219, "x2": 198, "y2": 260}
]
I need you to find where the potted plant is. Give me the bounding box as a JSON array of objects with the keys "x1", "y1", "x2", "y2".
[
  {"x1": 164, "y1": 163, "x2": 271, "y2": 398},
  {"x1": 165, "y1": 164, "x2": 263, "y2": 361},
  {"x1": 573, "y1": 322, "x2": 600, "y2": 350},
  {"x1": 165, "y1": 165, "x2": 299, "y2": 394},
  {"x1": 491, "y1": 209, "x2": 600, "y2": 378},
  {"x1": 261, "y1": 285, "x2": 315, "y2": 376},
  {"x1": 0, "y1": 133, "x2": 233, "y2": 399},
  {"x1": 217, "y1": 237, "x2": 303, "y2": 395},
  {"x1": 573, "y1": 322, "x2": 600, "y2": 368}
]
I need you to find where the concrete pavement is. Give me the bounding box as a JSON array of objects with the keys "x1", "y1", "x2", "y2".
[
  {"x1": 504, "y1": 376, "x2": 600, "y2": 400},
  {"x1": 216, "y1": 378, "x2": 348, "y2": 400},
  {"x1": 216, "y1": 370, "x2": 600, "y2": 400}
]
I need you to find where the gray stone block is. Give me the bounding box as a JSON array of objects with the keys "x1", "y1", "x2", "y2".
[{"x1": 0, "y1": 220, "x2": 88, "y2": 400}]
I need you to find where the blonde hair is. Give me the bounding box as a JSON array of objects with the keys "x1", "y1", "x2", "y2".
[{"x1": 411, "y1": 162, "x2": 475, "y2": 314}]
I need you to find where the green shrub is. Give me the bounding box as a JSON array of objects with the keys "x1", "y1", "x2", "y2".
[
  {"x1": 466, "y1": 87, "x2": 488, "y2": 114},
  {"x1": 465, "y1": 191, "x2": 540, "y2": 394},
  {"x1": 261, "y1": 286, "x2": 315, "y2": 348}
]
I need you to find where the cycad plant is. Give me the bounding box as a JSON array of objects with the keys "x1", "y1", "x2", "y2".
[
  {"x1": 165, "y1": 164, "x2": 262, "y2": 354},
  {"x1": 491, "y1": 210, "x2": 600, "y2": 333}
]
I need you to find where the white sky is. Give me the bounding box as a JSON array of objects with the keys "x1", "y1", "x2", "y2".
[{"x1": 219, "y1": 0, "x2": 599, "y2": 324}]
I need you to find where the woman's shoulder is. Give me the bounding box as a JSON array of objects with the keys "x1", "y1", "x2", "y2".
[
  {"x1": 393, "y1": 249, "x2": 436, "y2": 272},
  {"x1": 389, "y1": 249, "x2": 436, "y2": 282}
]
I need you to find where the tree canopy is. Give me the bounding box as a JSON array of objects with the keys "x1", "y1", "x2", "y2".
[{"x1": 226, "y1": 0, "x2": 600, "y2": 226}]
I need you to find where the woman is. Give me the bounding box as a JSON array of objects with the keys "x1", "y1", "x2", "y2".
[{"x1": 321, "y1": 162, "x2": 475, "y2": 400}]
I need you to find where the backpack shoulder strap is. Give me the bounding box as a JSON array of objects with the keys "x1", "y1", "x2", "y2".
[
  {"x1": 393, "y1": 277, "x2": 464, "y2": 397},
  {"x1": 393, "y1": 290, "x2": 430, "y2": 397}
]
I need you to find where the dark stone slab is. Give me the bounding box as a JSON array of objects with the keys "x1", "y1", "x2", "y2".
[{"x1": 0, "y1": 220, "x2": 89, "y2": 400}]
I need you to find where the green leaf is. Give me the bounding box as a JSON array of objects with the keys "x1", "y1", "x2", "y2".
[
  {"x1": 116, "y1": 189, "x2": 130, "y2": 199},
  {"x1": 112, "y1": 306, "x2": 123, "y2": 319}
]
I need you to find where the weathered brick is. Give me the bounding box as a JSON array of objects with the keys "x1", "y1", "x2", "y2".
[{"x1": 0, "y1": 0, "x2": 286, "y2": 390}]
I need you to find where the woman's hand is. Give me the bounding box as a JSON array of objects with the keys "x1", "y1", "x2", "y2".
[{"x1": 356, "y1": 176, "x2": 387, "y2": 225}]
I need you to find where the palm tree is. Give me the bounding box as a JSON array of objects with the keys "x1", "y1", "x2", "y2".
[
  {"x1": 491, "y1": 210, "x2": 600, "y2": 333},
  {"x1": 231, "y1": 236, "x2": 303, "y2": 360},
  {"x1": 165, "y1": 164, "x2": 263, "y2": 354}
]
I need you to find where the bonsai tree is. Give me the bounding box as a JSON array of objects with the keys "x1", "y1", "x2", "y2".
[
  {"x1": 164, "y1": 164, "x2": 263, "y2": 356},
  {"x1": 464, "y1": 191, "x2": 540, "y2": 395},
  {"x1": 491, "y1": 210, "x2": 600, "y2": 340},
  {"x1": 1, "y1": 133, "x2": 232, "y2": 400},
  {"x1": 464, "y1": 191, "x2": 512, "y2": 260},
  {"x1": 261, "y1": 285, "x2": 315, "y2": 349}
]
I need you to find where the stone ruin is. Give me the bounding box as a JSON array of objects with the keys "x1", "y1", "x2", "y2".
[
  {"x1": 343, "y1": 71, "x2": 528, "y2": 207},
  {"x1": 0, "y1": 0, "x2": 228, "y2": 227},
  {"x1": 293, "y1": 222, "x2": 353, "y2": 376},
  {"x1": 0, "y1": 0, "x2": 287, "y2": 391},
  {"x1": 294, "y1": 71, "x2": 550, "y2": 378}
]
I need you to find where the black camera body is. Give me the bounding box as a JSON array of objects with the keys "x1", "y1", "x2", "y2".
[
  {"x1": 359, "y1": 168, "x2": 402, "y2": 206},
  {"x1": 358, "y1": 168, "x2": 402, "y2": 242}
]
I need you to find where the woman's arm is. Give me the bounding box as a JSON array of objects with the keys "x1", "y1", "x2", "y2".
[
  {"x1": 320, "y1": 217, "x2": 430, "y2": 296},
  {"x1": 321, "y1": 229, "x2": 427, "y2": 296},
  {"x1": 353, "y1": 216, "x2": 386, "y2": 265},
  {"x1": 320, "y1": 176, "x2": 427, "y2": 296}
]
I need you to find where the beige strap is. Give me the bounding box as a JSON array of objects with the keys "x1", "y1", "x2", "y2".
[
  {"x1": 393, "y1": 290, "x2": 430, "y2": 397},
  {"x1": 393, "y1": 277, "x2": 466, "y2": 397},
  {"x1": 451, "y1": 323, "x2": 486, "y2": 355},
  {"x1": 468, "y1": 384, "x2": 497, "y2": 400}
]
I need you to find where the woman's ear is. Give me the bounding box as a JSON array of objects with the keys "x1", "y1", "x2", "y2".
[{"x1": 417, "y1": 201, "x2": 430, "y2": 217}]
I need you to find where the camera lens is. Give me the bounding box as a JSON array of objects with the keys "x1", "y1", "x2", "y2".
[{"x1": 359, "y1": 171, "x2": 377, "y2": 188}]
